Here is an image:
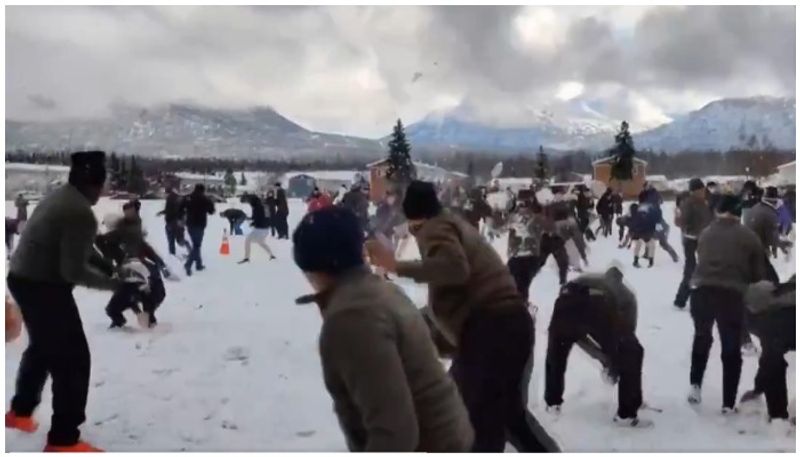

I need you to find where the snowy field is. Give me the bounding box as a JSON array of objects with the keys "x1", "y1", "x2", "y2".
[{"x1": 5, "y1": 198, "x2": 796, "y2": 452}]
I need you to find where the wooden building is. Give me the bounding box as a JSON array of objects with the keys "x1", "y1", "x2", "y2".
[
  {"x1": 592, "y1": 156, "x2": 647, "y2": 199},
  {"x1": 366, "y1": 159, "x2": 467, "y2": 203}
]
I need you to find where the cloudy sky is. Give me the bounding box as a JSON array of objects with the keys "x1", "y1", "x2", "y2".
[{"x1": 6, "y1": 5, "x2": 796, "y2": 138}]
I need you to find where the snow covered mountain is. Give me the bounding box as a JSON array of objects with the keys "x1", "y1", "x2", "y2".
[
  {"x1": 406, "y1": 96, "x2": 796, "y2": 154},
  {"x1": 634, "y1": 96, "x2": 796, "y2": 153},
  {"x1": 6, "y1": 103, "x2": 383, "y2": 161}
]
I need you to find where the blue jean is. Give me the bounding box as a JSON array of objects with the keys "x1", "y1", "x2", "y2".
[{"x1": 186, "y1": 226, "x2": 206, "y2": 270}]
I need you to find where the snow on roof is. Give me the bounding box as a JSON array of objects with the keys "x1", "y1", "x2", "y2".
[
  {"x1": 5, "y1": 162, "x2": 70, "y2": 173},
  {"x1": 284, "y1": 170, "x2": 362, "y2": 182},
  {"x1": 366, "y1": 159, "x2": 466, "y2": 177},
  {"x1": 777, "y1": 160, "x2": 796, "y2": 169},
  {"x1": 174, "y1": 172, "x2": 225, "y2": 182}
]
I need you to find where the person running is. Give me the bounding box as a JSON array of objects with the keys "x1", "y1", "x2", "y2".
[
  {"x1": 181, "y1": 184, "x2": 215, "y2": 276},
  {"x1": 274, "y1": 183, "x2": 290, "y2": 239},
  {"x1": 673, "y1": 178, "x2": 712, "y2": 310},
  {"x1": 506, "y1": 198, "x2": 546, "y2": 304},
  {"x1": 264, "y1": 189, "x2": 279, "y2": 237},
  {"x1": 238, "y1": 194, "x2": 276, "y2": 264},
  {"x1": 595, "y1": 188, "x2": 615, "y2": 238},
  {"x1": 293, "y1": 206, "x2": 474, "y2": 451},
  {"x1": 687, "y1": 195, "x2": 765, "y2": 413},
  {"x1": 5, "y1": 151, "x2": 120, "y2": 452},
  {"x1": 365, "y1": 181, "x2": 559, "y2": 452},
  {"x1": 545, "y1": 266, "x2": 652, "y2": 427},
  {"x1": 220, "y1": 207, "x2": 247, "y2": 236},
  {"x1": 157, "y1": 187, "x2": 191, "y2": 257}
]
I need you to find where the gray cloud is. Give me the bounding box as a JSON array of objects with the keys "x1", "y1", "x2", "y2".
[{"x1": 5, "y1": 5, "x2": 794, "y2": 137}]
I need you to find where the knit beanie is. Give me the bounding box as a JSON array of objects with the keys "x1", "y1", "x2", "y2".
[
  {"x1": 688, "y1": 178, "x2": 704, "y2": 192},
  {"x1": 402, "y1": 180, "x2": 442, "y2": 220},
  {"x1": 68, "y1": 151, "x2": 106, "y2": 187},
  {"x1": 716, "y1": 194, "x2": 742, "y2": 217},
  {"x1": 293, "y1": 206, "x2": 364, "y2": 275}
]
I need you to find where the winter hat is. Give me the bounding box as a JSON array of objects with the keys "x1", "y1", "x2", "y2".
[
  {"x1": 688, "y1": 178, "x2": 705, "y2": 192},
  {"x1": 68, "y1": 151, "x2": 106, "y2": 187},
  {"x1": 716, "y1": 194, "x2": 742, "y2": 217},
  {"x1": 764, "y1": 186, "x2": 779, "y2": 200},
  {"x1": 402, "y1": 180, "x2": 442, "y2": 220},
  {"x1": 293, "y1": 206, "x2": 364, "y2": 275}
]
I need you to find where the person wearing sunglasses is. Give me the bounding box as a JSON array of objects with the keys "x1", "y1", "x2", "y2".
[{"x1": 365, "y1": 180, "x2": 559, "y2": 453}]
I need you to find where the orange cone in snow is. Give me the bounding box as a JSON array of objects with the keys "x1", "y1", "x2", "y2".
[{"x1": 220, "y1": 229, "x2": 230, "y2": 256}]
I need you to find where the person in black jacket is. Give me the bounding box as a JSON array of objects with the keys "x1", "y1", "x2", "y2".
[
  {"x1": 595, "y1": 188, "x2": 615, "y2": 238},
  {"x1": 157, "y1": 187, "x2": 189, "y2": 256},
  {"x1": 274, "y1": 183, "x2": 290, "y2": 239},
  {"x1": 264, "y1": 190, "x2": 279, "y2": 237},
  {"x1": 238, "y1": 194, "x2": 276, "y2": 263},
  {"x1": 181, "y1": 184, "x2": 215, "y2": 276},
  {"x1": 220, "y1": 207, "x2": 247, "y2": 236}
]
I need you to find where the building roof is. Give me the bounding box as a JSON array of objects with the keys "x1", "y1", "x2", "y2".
[
  {"x1": 591, "y1": 156, "x2": 648, "y2": 166},
  {"x1": 367, "y1": 159, "x2": 467, "y2": 178},
  {"x1": 777, "y1": 160, "x2": 796, "y2": 170}
]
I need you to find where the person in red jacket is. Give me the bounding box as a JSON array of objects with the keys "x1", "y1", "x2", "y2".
[{"x1": 307, "y1": 188, "x2": 333, "y2": 213}]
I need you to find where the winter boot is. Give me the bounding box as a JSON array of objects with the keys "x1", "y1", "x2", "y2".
[
  {"x1": 687, "y1": 385, "x2": 702, "y2": 405},
  {"x1": 613, "y1": 415, "x2": 654, "y2": 428},
  {"x1": 648, "y1": 257, "x2": 654, "y2": 268},
  {"x1": 184, "y1": 263, "x2": 192, "y2": 277},
  {"x1": 721, "y1": 406, "x2": 739, "y2": 415},
  {"x1": 237, "y1": 258, "x2": 250, "y2": 264},
  {"x1": 5, "y1": 411, "x2": 38, "y2": 433},
  {"x1": 633, "y1": 256, "x2": 640, "y2": 268},
  {"x1": 44, "y1": 441, "x2": 103, "y2": 452},
  {"x1": 545, "y1": 404, "x2": 562, "y2": 415}
]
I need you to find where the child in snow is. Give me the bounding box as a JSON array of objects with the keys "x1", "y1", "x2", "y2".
[
  {"x1": 545, "y1": 265, "x2": 651, "y2": 428},
  {"x1": 293, "y1": 206, "x2": 474, "y2": 452}
]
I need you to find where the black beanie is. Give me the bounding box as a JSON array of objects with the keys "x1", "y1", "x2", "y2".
[
  {"x1": 716, "y1": 194, "x2": 742, "y2": 217},
  {"x1": 68, "y1": 151, "x2": 107, "y2": 187},
  {"x1": 764, "y1": 186, "x2": 779, "y2": 200},
  {"x1": 293, "y1": 206, "x2": 364, "y2": 275},
  {"x1": 689, "y1": 178, "x2": 704, "y2": 192},
  {"x1": 402, "y1": 180, "x2": 442, "y2": 220}
]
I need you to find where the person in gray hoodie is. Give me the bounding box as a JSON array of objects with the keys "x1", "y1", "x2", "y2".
[
  {"x1": 673, "y1": 178, "x2": 713, "y2": 309},
  {"x1": 5, "y1": 151, "x2": 121, "y2": 452},
  {"x1": 687, "y1": 195, "x2": 765, "y2": 413},
  {"x1": 744, "y1": 186, "x2": 791, "y2": 284},
  {"x1": 545, "y1": 265, "x2": 651, "y2": 428},
  {"x1": 739, "y1": 275, "x2": 795, "y2": 422}
]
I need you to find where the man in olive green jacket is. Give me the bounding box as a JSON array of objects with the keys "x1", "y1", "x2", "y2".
[{"x1": 293, "y1": 206, "x2": 473, "y2": 452}]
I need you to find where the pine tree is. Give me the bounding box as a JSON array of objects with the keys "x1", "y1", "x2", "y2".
[
  {"x1": 239, "y1": 172, "x2": 247, "y2": 186},
  {"x1": 534, "y1": 145, "x2": 549, "y2": 181},
  {"x1": 127, "y1": 156, "x2": 147, "y2": 195},
  {"x1": 385, "y1": 119, "x2": 416, "y2": 187},
  {"x1": 224, "y1": 168, "x2": 237, "y2": 195},
  {"x1": 117, "y1": 156, "x2": 129, "y2": 191}
]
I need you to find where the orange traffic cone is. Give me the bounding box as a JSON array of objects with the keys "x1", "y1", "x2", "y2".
[{"x1": 220, "y1": 229, "x2": 230, "y2": 256}]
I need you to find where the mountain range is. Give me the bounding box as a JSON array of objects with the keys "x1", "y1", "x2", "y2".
[{"x1": 5, "y1": 96, "x2": 795, "y2": 159}]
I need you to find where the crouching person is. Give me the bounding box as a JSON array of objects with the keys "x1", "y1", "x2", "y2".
[
  {"x1": 545, "y1": 265, "x2": 652, "y2": 428},
  {"x1": 740, "y1": 275, "x2": 796, "y2": 424},
  {"x1": 292, "y1": 206, "x2": 474, "y2": 452}
]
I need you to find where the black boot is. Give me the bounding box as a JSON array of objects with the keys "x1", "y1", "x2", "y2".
[
  {"x1": 648, "y1": 257, "x2": 654, "y2": 268},
  {"x1": 633, "y1": 256, "x2": 640, "y2": 268}
]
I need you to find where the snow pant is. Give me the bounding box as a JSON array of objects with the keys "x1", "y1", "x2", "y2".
[
  {"x1": 185, "y1": 225, "x2": 206, "y2": 271},
  {"x1": 6, "y1": 275, "x2": 90, "y2": 446},
  {"x1": 596, "y1": 214, "x2": 613, "y2": 237},
  {"x1": 244, "y1": 228, "x2": 274, "y2": 259},
  {"x1": 749, "y1": 307, "x2": 795, "y2": 419},
  {"x1": 450, "y1": 307, "x2": 559, "y2": 452},
  {"x1": 507, "y1": 255, "x2": 541, "y2": 302},
  {"x1": 617, "y1": 222, "x2": 626, "y2": 243},
  {"x1": 690, "y1": 286, "x2": 744, "y2": 408},
  {"x1": 229, "y1": 217, "x2": 245, "y2": 236},
  {"x1": 539, "y1": 234, "x2": 569, "y2": 286},
  {"x1": 106, "y1": 263, "x2": 165, "y2": 327},
  {"x1": 656, "y1": 231, "x2": 679, "y2": 262},
  {"x1": 674, "y1": 238, "x2": 698, "y2": 308},
  {"x1": 545, "y1": 289, "x2": 643, "y2": 419},
  {"x1": 276, "y1": 213, "x2": 289, "y2": 239},
  {"x1": 166, "y1": 222, "x2": 191, "y2": 256}
]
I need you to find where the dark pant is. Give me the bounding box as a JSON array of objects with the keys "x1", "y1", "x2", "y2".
[
  {"x1": 656, "y1": 231, "x2": 679, "y2": 261},
  {"x1": 507, "y1": 255, "x2": 541, "y2": 302},
  {"x1": 674, "y1": 238, "x2": 698, "y2": 307},
  {"x1": 229, "y1": 217, "x2": 245, "y2": 236},
  {"x1": 276, "y1": 213, "x2": 289, "y2": 239},
  {"x1": 539, "y1": 234, "x2": 569, "y2": 285},
  {"x1": 7, "y1": 275, "x2": 90, "y2": 446},
  {"x1": 690, "y1": 286, "x2": 744, "y2": 408},
  {"x1": 166, "y1": 222, "x2": 191, "y2": 256},
  {"x1": 749, "y1": 307, "x2": 795, "y2": 419},
  {"x1": 185, "y1": 226, "x2": 206, "y2": 270},
  {"x1": 106, "y1": 262, "x2": 165, "y2": 327},
  {"x1": 545, "y1": 290, "x2": 643, "y2": 418},
  {"x1": 451, "y1": 308, "x2": 558, "y2": 452}
]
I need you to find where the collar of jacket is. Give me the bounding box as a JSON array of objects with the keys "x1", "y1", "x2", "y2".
[
  {"x1": 294, "y1": 266, "x2": 373, "y2": 311},
  {"x1": 761, "y1": 198, "x2": 780, "y2": 210}
]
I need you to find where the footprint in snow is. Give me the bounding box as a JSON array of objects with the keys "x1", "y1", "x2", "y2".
[
  {"x1": 296, "y1": 430, "x2": 316, "y2": 438},
  {"x1": 223, "y1": 346, "x2": 250, "y2": 362}
]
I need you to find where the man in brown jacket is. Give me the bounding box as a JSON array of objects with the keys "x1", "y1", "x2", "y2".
[
  {"x1": 293, "y1": 206, "x2": 473, "y2": 452},
  {"x1": 673, "y1": 178, "x2": 712, "y2": 309},
  {"x1": 366, "y1": 180, "x2": 559, "y2": 453}
]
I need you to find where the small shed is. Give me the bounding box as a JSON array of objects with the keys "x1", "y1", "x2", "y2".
[
  {"x1": 287, "y1": 174, "x2": 317, "y2": 198},
  {"x1": 592, "y1": 156, "x2": 647, "y2": 199}
]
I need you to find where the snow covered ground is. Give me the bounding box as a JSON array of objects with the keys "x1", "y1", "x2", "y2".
[{"x1": 5, "y1": 198, "x2": 796, "y2": 452}]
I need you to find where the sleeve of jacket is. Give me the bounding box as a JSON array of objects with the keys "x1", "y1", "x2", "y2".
[
  {"x1": 395, "y1": 221, "x2": 470, "y2": 286},
  {"x1": 60, "y1": 208, "x2": 119, "y2": 290},
  {"x1": 748, "y1": 230, "x2": 767, "y2": 283},
  {"x1": 321, "y1": 311, "x2": 419, "y2": 452}
]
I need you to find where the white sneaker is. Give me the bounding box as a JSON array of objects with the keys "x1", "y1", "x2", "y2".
[
  {"x1": 687, "y1": 385, "x2": 702, "y2": 405},
  {"x1": 613, "y1": 416, "x2": 654, "y2": 428},
  {"x1": 721, "y1": 406, "x2": 739, "y2": 415}
]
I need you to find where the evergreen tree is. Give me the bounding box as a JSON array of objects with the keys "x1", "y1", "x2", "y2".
[
  {"x1": 240, "y1": 172, "x2": 248, "y2": 186},
  {"x1": 465, "y1": 158, "x2": 476, "y2": 188},
  {"x1": 385, "y1": 119, "x2": 416, "y2": 187},
  {"x1": 534, "y1": 145, "x2": 549, "y2": 181},
  {"x1": 127, "y1": 156, "x2": 147, "y2": 195},
  {"x1": 117, "y1": 156, "x2": 129, "y2": 191},
  {"x1": 224, "y1": 168, "x2": 237, "y2": 195}
]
